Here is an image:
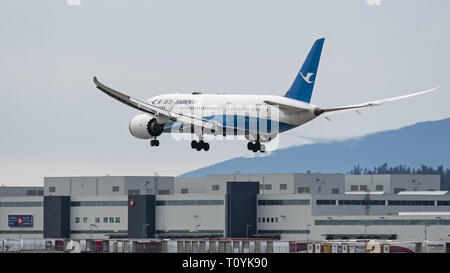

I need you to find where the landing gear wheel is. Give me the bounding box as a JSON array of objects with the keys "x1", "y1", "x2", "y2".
[
  {"x1": 150, "y1": 140, "x2": 159, "y2": 147},
  {"x1": 247, "y1": 142, "x2": 253, "y2": 150},
  {"x1": 259, "y1": 144, "x2": 265, "y2": 153},
  {"x1": 254, "y1": 142, "x2": 261, "y2": 151},
  {"x1": 191, "y1": 140, "x2": 197, "y2": 149},
  {"x1": 203, "y1": 143, "x2": 210, "y2": 151}
]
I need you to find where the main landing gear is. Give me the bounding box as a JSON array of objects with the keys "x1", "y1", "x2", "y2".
[
  {"x1": 150, "y1": 139, "x2": 160, "y2": 147},
  {"x1": 247, "y1": 142, "x2": 265, "y2": 153},
  {"x1": 191, "y1": 140, "x2": 210, "y2": 151}
]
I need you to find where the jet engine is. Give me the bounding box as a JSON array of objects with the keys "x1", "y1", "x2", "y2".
[{"x1": 129, "y1": 114, "x2": 165, "y2": 139}]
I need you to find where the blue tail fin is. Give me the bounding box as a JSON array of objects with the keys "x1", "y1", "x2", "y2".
[{"x1": 284, "y1": 38, "x2": 325, "y2": 103}]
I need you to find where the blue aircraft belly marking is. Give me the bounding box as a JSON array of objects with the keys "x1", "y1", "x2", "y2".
[{"x1": 162, "y1": 115, "x2": 296, "y2": 134}]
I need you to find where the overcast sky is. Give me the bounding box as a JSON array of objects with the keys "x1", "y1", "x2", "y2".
[{"x1": 0, "y1": 0, "x2": 449, "y2": 186}]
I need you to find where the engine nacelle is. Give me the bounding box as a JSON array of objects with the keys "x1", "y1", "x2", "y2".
[
  {"x1": 245, "y1": 134, "x2": 276, "y2": 143},
  {"x1": 129, "y1": 114, "x2": 164, "y2": 139}
]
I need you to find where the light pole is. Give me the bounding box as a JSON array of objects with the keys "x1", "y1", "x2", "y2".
[
  {"x1": 196, "y1": 224, "x2": 201, "y2": 237},
  {"x1": 89, "y1": 224, "x2": 97, "y2": 241},
  {"x1": 306, "y1": 224, "x2": 312, "y2": 242},
  {"x1": 246, "y1": 225, "x2": 252, "y2": 238}
]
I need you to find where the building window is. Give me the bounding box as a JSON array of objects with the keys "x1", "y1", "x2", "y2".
[
  {"x1": 264, "y1": 184, "x2": 272, "y2": 190},
  {"x1": 181, "y1": 188, "x2": 188, "y2": 194},
  {"x1": 83, "y1": 217, "x2": 88, "y2": 223},
  {"x1": 275, "y1": 217, "x2": 278, "y2": 223},
  {"x1": 49, "y1": 187, "x2": 56, "y2": 193},
  {"x1": 75, "y1": 217, "x2": 80, "y2": 223},
  {"x1": 280, "y1": 184, "x2": 287, "y2": 190},
  {"x1": 115, "y1": 217, "x2": 120, "y2": 223},
  {"x1": 266, "y1": 218, "x2": 270, "y2": 223},
  {"x1": 103, "y1": 217, "x2": 108, "y2": 223},
  {"x1": 387, "y1": 200, "x2": 434, "y2": 206},
  {"x1": 128, "y1": 189, "x2": 139, "y2": 195},
  {"x1": 27, "y1": 190, "x2": 36, "y2": 196},
  {"x1": 95, "y1": 217, "x2": 100, "y2": 223},
  {"x1": 112, "y1": 186, "x2": 120, "y2": 192},
  {"x1": 360, "y1": 185, "x2": 368, "y2": 191},
  {"x1": 271, "y1": 218, "x2": 274, "y2": 223},
  {"x1": 339, "y1": 200, "x2": 385, "y2": 205},
  {"x1": 109, "y1": 217, "x2": 114, "y2": 223},
  {"x1": 262, "y1": 218, "x2": 265, "y2": 223},
  {"x1": 258, "y1": 218, "x2": 261, "y2": 223},
  {"x1": 394, "y1": 188, "x2": 406, "y2": 194},
  {"x1": 158, "y1": 189, "x2": 170, "y2": 195},
  {"x1": 258, "y1": 199, "x2": 310, "y2": 205},
  {"x1": 376, "y1": 185, "x2": 384, "y2": 191},
  {"x1": 317, "y1": 186, "x2": 322, "y2": 194},
  {"x1": 212, "y1": 185, "x2": 220, "y2": 191},
  {"x1": 413, "y1": 187, "x2": 418, "y2": 191},
  {"x1": 259, "y1": 184, "x2": 264, "y2": 190},
  {"x1": 316, "y1": 200, "x2": 336, "y2": 205},
  {"x1": 37, "y1": 190, "x2": 44, "y2": 196},
  {"x1": 297, "y1": 187, "x2": 310, "y2": 194},
  {"x1": 156, "y1": 200, "x2": 224, "y2": 206},
  {"x1": 331, "y1": 188, "x2": 339, "y2": 194},
  {"x1": 350, "y1": 185, "x2": 358, "y2": 191}
]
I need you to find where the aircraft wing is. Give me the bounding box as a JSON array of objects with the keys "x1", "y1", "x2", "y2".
[
  {"x1": 319, "y1": 87, "x2": 439, "y2": 115},
  {"x1": 93, "y1": 77, "x2": 218, "y2": 131}
]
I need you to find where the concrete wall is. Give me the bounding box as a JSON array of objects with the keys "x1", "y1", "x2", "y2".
[
  {"x1": 295, "y1": 174, "x2": 345, "y2": 195},
  {"x1": 345, "y1": 175, "x2": 390, "y2": 193},
  {"x1": 0, "y1": 196, "x2": 43, "y2": 239},
  {"x1": 257, "y1": 194, "x2": 313, "y2": 241},
  {"x1": 156, "y1": 194, "x2": 226, "y2": 235},
  {"x1": 69, "y1": 195, "x2": 128, "y2": 240},
  {"x1": 174, "y1": 177, "x2": 206, "y2": 194},
  {"x1": 390, "y1": 174, "x2": 440, "y2": 193},
  {"x1": 0, "y1": 187, "x2": 43, "y2": 197}
]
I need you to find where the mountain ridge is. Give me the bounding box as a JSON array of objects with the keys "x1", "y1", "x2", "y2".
[{"x1": 180, "y1": 118, "x2": 450, "y2": 177}]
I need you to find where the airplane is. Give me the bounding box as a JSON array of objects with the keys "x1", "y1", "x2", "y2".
[{"x1": 94, "y1": 38, "x2": 438, "y2": 153}]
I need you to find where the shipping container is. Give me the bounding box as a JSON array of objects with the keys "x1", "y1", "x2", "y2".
[
  {"x1": 167, "y1": 241, "x2": 178, "y2": 253},
  {"x1": 208, "y1": 241, "x2": 217, "y2": 253},
  {"x1": 366, "y1": 242, "x2": 381, "y2": 253},
  {"x1": 322, "y1": 243, "x2": 331, "y2": 253},
  {"x1": 233, "y1": 241, "x2": 240, "y2": 253},
  {"x1": 314, "y1": 243, "x2": 321, "y2": 253},
  {"x1": 425, "y1": 242, "x2": 445, "y2": 253}
]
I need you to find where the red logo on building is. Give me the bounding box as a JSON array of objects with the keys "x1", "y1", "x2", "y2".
[
  {"x1": 129, "y1": 199, "x2": 135, "y2": 207},
  {"x1": 17, "y1": 216, "x2": 23, "y2": 226}
]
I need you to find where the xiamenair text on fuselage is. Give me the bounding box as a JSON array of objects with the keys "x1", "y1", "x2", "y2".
[{"x1": 94, "y1": 38, "x2": 438, "y2": 152}]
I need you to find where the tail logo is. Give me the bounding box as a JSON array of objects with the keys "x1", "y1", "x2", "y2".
[{"x1": 300, "y1": 72, "x2": 315, "y2": 84}]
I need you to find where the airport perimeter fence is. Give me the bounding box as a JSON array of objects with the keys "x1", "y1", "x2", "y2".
[{"x1": 1, "y1": 238, "x2": 449, "y2": 253}]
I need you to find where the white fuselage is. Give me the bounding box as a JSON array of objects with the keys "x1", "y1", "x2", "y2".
[{"x1": 141, "y1": 93, "x2": 318, "y2": 140}]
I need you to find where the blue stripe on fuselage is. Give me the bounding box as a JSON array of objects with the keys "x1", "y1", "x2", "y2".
[{"x1": 162, "y1": 115, "x2": 296, "y2": 134}]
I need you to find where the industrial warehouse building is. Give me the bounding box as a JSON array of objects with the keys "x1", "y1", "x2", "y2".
[{"x1": 1, "y1": 173, "x2": 450, "y2": 242}]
